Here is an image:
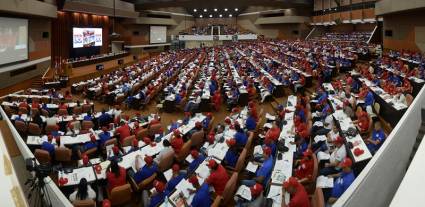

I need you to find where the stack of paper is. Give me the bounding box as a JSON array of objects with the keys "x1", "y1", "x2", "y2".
[
  {"x1": 246, "y1": 162, "x2": 259, "y2": 173},
  {"x1": 316, "y1": 175, "x2": 334, "y2": 188},
  {"x1": 235, "y1": 185, "x2": 252, "y2": 201}
]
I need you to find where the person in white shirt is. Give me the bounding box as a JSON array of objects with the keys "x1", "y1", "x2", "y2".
[
  {"x1": 154, "y1": 139, "x2": 174, "y2": 164},
  {"x1": 45, "y1": 114, "x2": 58, "y2": 127},
  {"x1": 69, "y1": 178, "x2": 96, "y2": 203},
  {"x1": 393, "y1": 93, "x2": 407, "y2": 106},
  {"x1": 320, "y1": 136, "x2": 347, "y2": 176}
]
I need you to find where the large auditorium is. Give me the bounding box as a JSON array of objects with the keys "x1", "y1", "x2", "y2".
[{"x1": 0, "y1": 0, "x2": 423, "y2": 206}]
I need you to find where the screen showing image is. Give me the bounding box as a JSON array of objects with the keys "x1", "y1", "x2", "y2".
[
  {"x1": 0, "y1": 17, "x2": 28, "y2": 66},
  {"x1": 150, "y1": 26, "x2": 167, "y2": 44},
  {"x1": 73, "y1": 27, "x2": 102, "y2": 48}
]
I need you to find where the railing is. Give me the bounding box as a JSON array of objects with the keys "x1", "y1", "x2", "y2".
[
  {"x1": 0, "y1": 107, "x2": 73, "y2": 207},
  {"x1": 333, "y1": 83, "x2": 425, "y2": 207}
]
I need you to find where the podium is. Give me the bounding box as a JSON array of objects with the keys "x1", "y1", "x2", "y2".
[{"x1": 63, "y1": 63, "x2": 73, "y2": 76}]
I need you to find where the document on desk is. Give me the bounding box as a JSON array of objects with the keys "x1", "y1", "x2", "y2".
[
  {"x1": 246, "y1": 161, "x2": 259, "y2": 173},
  {"x1": 164, "y1": 169, "x2": 173, "y2": 182},
  {"x1": 314, "y1": 135, "x2": 327, "y2": 143},
  {"x1": 176, "y1": 179, "x2": 195, "y2": 198},
  {"x1": 271, "y1": 170, "x2": 286, "y2": 185},
  {"x1": 266, "y1": 113, "x2": 276, "y2": 121},
  {"x1": 253, "y1": 145, "x2": 263, "y2": 156},
  {"x1": 317, "y1": 151, "x2": 331, "y2": 161},
  {"x1": 235, "y1": 185, "x2": 252, "y2": 201},
  {"x1": 185, "y1": 154, "x2": 194, "y2": 163},
  {"x1": 316, "y1": 175, "x2": 334, "y2": 188},
  {"x1": 267, "y1": 185, "x2": 282, "y2": 204}
]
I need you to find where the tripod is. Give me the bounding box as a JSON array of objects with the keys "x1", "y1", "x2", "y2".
[{"x1": 25, "y1": 175, "x2": 52, "y2": 207}]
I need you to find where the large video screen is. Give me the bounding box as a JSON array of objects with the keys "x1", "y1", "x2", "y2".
[
  {"x1": 73, "y1": 27, "x2": 102, "y2": 48},
  {"x1": 0, "y1": 17, "x2": 28, "y2": 66},
  {"x1": 150, "y1": 26, "x2": 167, "y2": 44}
]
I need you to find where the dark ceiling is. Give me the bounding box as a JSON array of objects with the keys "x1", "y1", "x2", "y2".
[{"x1": 123, "y1": 0, "x2": 313, "y2": 17}]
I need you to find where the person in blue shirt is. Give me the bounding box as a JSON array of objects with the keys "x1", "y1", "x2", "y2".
[
  {"x1": 364, "y1": 89, "x2": 375, "y2": 107},
  {"x1": 82, "y1": 134, "x2": 98, "y2": 152},
  {"x1": 133, "y1": 155, "x2": 158, "y2": 183},
  {"x1": 175, "y1": 93, "x2": 182, "y2": 104},
  {"x1": 202, "y1": 113, "x2": 213, "y2": 130},
  {"x1": 188, "y1": 150, "x2": 205, "y2": 173},
  {"x1": 98, "y1": 127, "x2": 111, "y2": 147},
  {"x1": 388, "y1": 73, "x2": 401, "y2": 86},
  {"x1": 165, "y1": 164, "x2": 186, "y2": 195},
  {"x1": 223, "y1": 139, "x2": 239, "y2": 168},
  {"x1": 15, "y1": 112, "x2": 25, "y2": 122},
  {"x1": 234, "y1": 124, "x2": 247, "y2": 147},
  {"x1": 83, "y1": 111, "x2": 93, "y2": 121},
  {"x1": 168, "y1": 120, "x2": 180, "y2": 133},
  {"x1": 41, "y1": 141, "x2": 55, "y2": 157},
  {"x1": 245, "y1": 111, "x2": 257, "y2": 131},
  {"x1": 144, "y1": 180, "x2": 167, "y2": 207},
  {"x1": 241, "y1": 146, "x2": 274, "y2": 187},
  {"x1": 189, "y1": 175, "x2": 211, "y2": 207},
  {"x1": 98, "y1": 109, "x2": 112, "y2": 127},
  {"x1": 366, "y1": 122, "x2": 386, "y2": 154},
  {"x1": 326, "y1": 157, "x2": 355, "y2": 204}
]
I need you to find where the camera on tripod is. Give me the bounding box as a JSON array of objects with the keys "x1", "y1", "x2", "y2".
[
  {"x1": 26, "y1": 158, "x2": 52, "y2": 180},
  {"x1": 25, "y1": 158, "x2": 53, "y2": 207}
]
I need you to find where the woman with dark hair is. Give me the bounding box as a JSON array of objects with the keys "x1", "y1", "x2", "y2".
[
  {"x1": 106, "y1": 159, "x2": 127, "y2": 193},
  {"x1": 69, "y1": 178, "x2": 96, "y2": 202}
]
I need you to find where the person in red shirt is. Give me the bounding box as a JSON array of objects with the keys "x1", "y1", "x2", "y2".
[
  {"x1": 281, "y1": 177, "x2": 311, "y2": 207},
  {"x1": 106, "y1": 159, "x2": 127, "y2": 193},
  {"x1": 31, "y1": 100, "x2": 40, "y2": 109},
  {"x1": 170, "y1": 129, "x2": 184, "y2": 154},
  {"x1": 212, "y1": 91, "x2": 222, "y2": 111},
  {"x1": 59, "y1": 102, "x2": 68, "y2": 110},
  {"x1": 205, "y1": 159, "x2": 229, "y2": 196},
  {"x1": 266, "y1": 122, "x2": 281, "y2": 142},
  {"x1": 296, "y1": 122, "x2": 309, "y2": 140},
  {"x1": 133, "y1": 121, "x2": 141, "y2": 135},
  {"x1": 115, "y1": 121, "x2": 131, "y2": 144},
  {"x1": 354, "y1": 110, "x2": 370, "y2": 133},
  {"x1": 294, "y1": 150, "x2": 314, "y2": 183},
  {"x1": 19, "y1": 100, "x2": 28, "y2": 109}
]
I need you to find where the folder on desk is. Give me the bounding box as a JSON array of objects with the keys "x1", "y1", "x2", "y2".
[
  {"x1": 246, "y1": 161, "x2": 259, "y2": 173},
  {"x1": 316, "y1": 175, "x2": 334, "y2": 188},
  {"x1": 235, "y1": 185, "x2": 252, "y2": 201}
]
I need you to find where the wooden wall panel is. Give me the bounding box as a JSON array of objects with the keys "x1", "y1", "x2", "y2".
[
  {"x1": 314, "y1": 0, "x2": 323, "y2": 11},
  {"x1": 341, "y1": 11, "x2": 351, "y2": 20},
  {"x1": 352, "y1": 10, "x2": 363, "y2": 20},
  {"x1": 364, "y1": 8, "x2": 376, "y2": 19},
  {"x1": 323, "y1": 14, "x2": 331, "y2": 22},
  {"x1": 51, "y1": 11, "x2": 110, "y2": 66}
]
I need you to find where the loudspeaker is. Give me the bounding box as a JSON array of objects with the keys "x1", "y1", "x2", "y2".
[{"x1": 42, "y1": 32, "x2": 49, "y2": 38}]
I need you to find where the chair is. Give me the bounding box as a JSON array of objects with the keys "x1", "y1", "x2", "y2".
[
  {"x1": 158, "y1": 150, "x2": 174, "y2": 172},
  {"x1": 109, "y1": 184, "x2": 132, "y2": 206},
  {"x1": 81, "y1": 121, "x2": 94, "y2": 130},
  {"x1": 45, "y1": 124, "x2": 59, "y2": 135},
  {"x1": 73, "y1": 199, "x2": 96, "y2": 207},
  {"x1": 19, "y1": 107, "x2": 28, "y2": 114},
  {"x1": 311, "y1": 188, "x2": 325, "y2": 207},
  {"x1": 34, "y1": 149, "x2": 51, "y2": 165},
  {"x1": 190, "y1": 130, "x2": 205, "y2": 149},
  {"x1": 82, "y1": 104, "x2": 92, "y2": 113},
  {"x1": 15, "y1": 120, "x2": 27, "y2": 135},
  {"x1": 175, "y1": 140, "x2": 192, "y2": 163},
  {"x1": 406, "y1": 94, "x2": 414, "y2": 106},
  {"x1": 41, "y1": 109, "x2": 50, "y2": 117},
  {"x1": 129, "y1": 173, "x2": 157, "y2": 193},
  {"x1": 121, "y1": 135, "x2": 135, "y2": 147},
  {"x1": 55, "y1": 147, "x2": 72, "y2": 162},
  {"x1": 28, "y1": 123, "x2": 42, "y2": 135},
  {"x1": 58, "y1": 109, "x2": 68, "y2": 116},
  {"x1": 136, "y1": 128, "x2": 149, "y2": 140},
  {"x1": 148, "y1": 123, "x2": 163, "y2": 136},
  {"x1": 73, "y1": 106, "x2": 83, "y2": 115}
]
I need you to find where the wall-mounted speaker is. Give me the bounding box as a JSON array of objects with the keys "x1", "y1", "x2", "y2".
[{"x1": 42, "y1": 31, "x2": 49, "y2": 39}]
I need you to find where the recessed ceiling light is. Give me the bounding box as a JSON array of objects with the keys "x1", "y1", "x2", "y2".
[
  {"x1": 229, "y1": 14, "x2": 232, "y2": 17},
  {"x1": 214, "y1": 8, "x2": 218, "y2": 12},
  {"x1": 209, "y1": 14, "x2": 213, "y2": 18},
  {"x1": 219, "y1": 14, "x2": 223, "y2": 18},
  {"x1": 235, "y1": 8, "x2": 238, "y2": 11},
  {"x1": 204, "y1": 9, "x2": 207, "y2": 12},
  {"x1": 224, "y1": 8, "x2": 228, "y2": 12},
  {"x1": 194, "y1": 9, "x2": 197, "y2": 12},
  {"x1": 199, "y1": 15, "x2": 203, "y2": 18}
]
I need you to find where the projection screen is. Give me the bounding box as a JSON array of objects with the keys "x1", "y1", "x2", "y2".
[{"x1": 0, "y1": 17, "x2": 28, "y2": 66}]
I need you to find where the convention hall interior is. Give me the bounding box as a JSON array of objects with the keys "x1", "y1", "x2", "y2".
[{"x1": 0, "y1": 0, "x2": 424, "y2": 206}]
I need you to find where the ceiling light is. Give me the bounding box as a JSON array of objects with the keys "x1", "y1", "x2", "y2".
[
  {"x1": 235, "y1": 8, "x2": 238, "y2": 11},
  {"x1": 219, "y1": 14, "x2": 223, "y2": 18},
  {"x1": 209, "y1": 14, "x2": 213, "y2": 18},
  {"x1": 214, "y1": 8, "x2": 218, "y2": 12},
  {"x1": 204, "y1": 9, "x2": 207, "y2": 12},
  {"x1": 224, "y1": 8, "x2": 228, "y2": 12},
  {"x1": 194, "y1": 9, "x2": 197, "y2": 12},
  {"x1": 229, "y1": 14, "x2": 233, "y2": 17},
  {"x1": 199, "y1": 15, "x2": 203, "y2": 18}
]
